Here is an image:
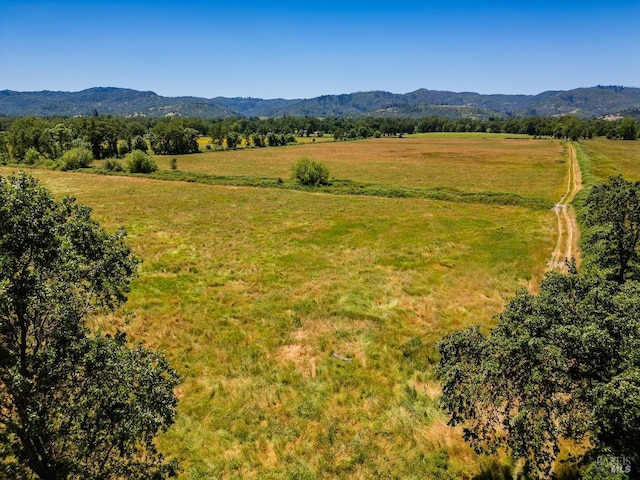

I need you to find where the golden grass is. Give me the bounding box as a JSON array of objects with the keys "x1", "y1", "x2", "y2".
[
  {"x1": 155, "y1": 136, "x2": 567, "y2": 201},
  {"x1": 0, "y1": 136, "x2": 564, "y2": 479},
  {"x1": 4, "y1": 170, "x2": 550, "y2": 478}
]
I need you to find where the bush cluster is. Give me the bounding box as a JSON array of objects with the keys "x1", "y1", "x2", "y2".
[
  {"x1": 59, "y1": 147, "x2": 93, "y2": 171},
  {"x1": 125, "y1": 150, "x2": 157, "y2": 174},
  {"x1": 291, "y1": 158, "x2": 329, "y2": 186}
]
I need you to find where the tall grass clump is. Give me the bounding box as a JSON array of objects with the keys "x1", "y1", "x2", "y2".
[
  {"x1": 125, "y1": 150, "x2": 158, "y2": 174},
  {"x1": 292, "y1": 158, "x2": 329, "y2": 186}
]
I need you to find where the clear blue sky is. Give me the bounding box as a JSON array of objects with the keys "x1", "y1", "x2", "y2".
[{"x1": 1, "y1": 1, "x2": 638, "y2": 99}]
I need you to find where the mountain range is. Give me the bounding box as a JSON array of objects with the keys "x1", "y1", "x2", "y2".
[{"x1": 1, "y1": 85, "x2": 639, "y2": 119}]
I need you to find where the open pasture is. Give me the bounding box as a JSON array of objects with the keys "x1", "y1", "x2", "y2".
[
  {"x1": 0, "y1": 161, "x2": 560, "y2": 479},
  {"x1": 0, "y1": 133, "x2": 567, "y2": 478},
  {"x1": 580, "y1": 137, "x2": 640, "y2": 181},
  {"x1": 156, "y1": 135, "x2": 567, "y2": 202}
]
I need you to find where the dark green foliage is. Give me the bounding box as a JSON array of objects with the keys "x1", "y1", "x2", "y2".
[
  {"x1": 583, "y1": 175, "x2": 640, "y2": 283},
  {"x1": 131, "y1": 134, "x2": 148, "y2": 152},
  {"x1": 225, "y1": 131, "x2": 239, "y2": 150},
  {"x1": 0, "y1": 172, "x2": 179, "y2": 479},
  {"x1": 251, "y1": 132, "x2": 265, "y2": 147},
  {"x1": 437, "y1": 272, "x2": 640, "y2": 478},
  {"x1": 618, "y1": 118, "x2": 638, "y2": 140},
  {"x1": 40, "y1": 123, "x2": 76, "y2": 159},
  {"x1": 58, "y1": 146, "x2": 93, "y2": 170},
  {"x1": 125, "y1": 149, "x2": 158, "y2": 174},
  {"x1": 291, "y1": 158, "x2": 330, "y2": 186},
  {"x1": 5, "y1": 116, "x2": 50, "y2": 161},
  {"x1": 103, "y1": 158, "x2": 124, "y2": 172},
  {"x1": 69, "y1": 115, "x2": 123, "y2": 159},
  {"x1": 438, "y1": 176, "x2": 640, "y2": 478},
  {"x1": 0, "y1": 132, "x2": 9, "y2": 165},
  {"x1": 150, "y1": 120, "x2": 199, "y2": 155},
  {"x1": 117, "y1": 142, "x2": 130, "y2": 156},
  {"x1": 23, "y1": 147, "x2": 43, "y2": 165}
]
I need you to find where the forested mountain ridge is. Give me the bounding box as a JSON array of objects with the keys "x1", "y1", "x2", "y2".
[{"x1": 1, "y1": 85, "x2": 639, "y2": 119}]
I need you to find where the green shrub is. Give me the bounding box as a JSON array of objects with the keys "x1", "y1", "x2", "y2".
[
  {"x1": 125, "y1": 150, "x2": 157, "y2": 174},
  {"x1": 59, "y1": 147, "x2": 93, "y2": 170},
  {"x1": 103, "y1": 159, "x2": 123, "y2": 172},
  {"x1": 24, "y1": 147, "x2": 44, "y2": 165},
  {"x1": 291, "y1": 158, "x2": 329, "y2": 186}
]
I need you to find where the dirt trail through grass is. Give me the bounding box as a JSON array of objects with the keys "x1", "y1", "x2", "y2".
[{"x1": 547, "y1": 142, "x2": 582, "y2": 271}]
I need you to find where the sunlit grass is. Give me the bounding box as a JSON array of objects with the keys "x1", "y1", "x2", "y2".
[
  {"x1": 581, "y1": 137, "x2": 640, "y2": 181},
  {"x1": 151, "y1": 136, "x2": 566, "y2": 202},
  {"x1": 0, "y1": 166, "x2": 558, "y2": 479}
]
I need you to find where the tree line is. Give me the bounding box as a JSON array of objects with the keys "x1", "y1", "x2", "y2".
[{"x1": 0, "y1": 113, "x2": 637, "y2": 166}]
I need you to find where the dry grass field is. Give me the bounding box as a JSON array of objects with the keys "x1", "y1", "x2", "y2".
[
  {"x1": 157, "y1": 135, "x2": 567, "y2": 202},
  {"x1": 0, "y1": 135, "x2": 570, "y2": 478}
]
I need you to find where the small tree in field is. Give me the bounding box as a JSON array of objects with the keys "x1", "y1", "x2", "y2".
[
  {"x1": 59, "y1": 146, "x2": 93, "y2": 170},
  {"x1": 292, "y1": 158, "x2": 329, "y2": 186},
  {"x1": 125, "y1": 149, "x2": 157, "y2": 174},
  {"x1": 0, "y1": 173, "x2": 179, "y2": 479}
]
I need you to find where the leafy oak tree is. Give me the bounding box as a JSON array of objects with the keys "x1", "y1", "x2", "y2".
[
  {"x1": 437, "y1": 176, "x2": 640, "y2": 478},
  {"x1": 583, "y1": 175, "x2": 640, "y2": 284},
  {"x1": 618, "y1": 118, "x2": 638, "y2": 140},
  {"x1": 437, "y1": 270, "x2": 640, "y2": 478},
  {"x1": 0, "y1": 173, "x2": 179, "y2": 479}
]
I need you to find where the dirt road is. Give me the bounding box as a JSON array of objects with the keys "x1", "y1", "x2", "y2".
[{"x1": 547, "y1": 142, "x2": 582, "y2": 271}]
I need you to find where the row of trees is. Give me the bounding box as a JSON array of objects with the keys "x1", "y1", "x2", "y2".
[
  {"x1": 437, "y1": 176, "x2": 640, "y2": 478},
  {"x1": 1, "y1": 114, "x2": 638, "y2": 164}
]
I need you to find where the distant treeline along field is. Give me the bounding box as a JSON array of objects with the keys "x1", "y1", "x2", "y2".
[{"x1": 0, "y1": 113, "x2": 638, "y2": 165}]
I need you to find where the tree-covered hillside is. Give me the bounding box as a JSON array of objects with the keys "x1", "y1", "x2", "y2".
[{"x1": 1, "y1": 85, "x2": 640, "y2": 119}]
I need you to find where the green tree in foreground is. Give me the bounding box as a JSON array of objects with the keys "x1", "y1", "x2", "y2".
[
  {"x1": 437, "y1": 271, "x2": 640, "y2": 478},
  {"x1": 0, "y1": 173, "x2": 179, "y2": 479},
  {"x1": 583, "y1": 175, "x2": 640, "y2": 283},
  {"x1": 437, "y1": 175, "x2": 640, "y2": 478}
]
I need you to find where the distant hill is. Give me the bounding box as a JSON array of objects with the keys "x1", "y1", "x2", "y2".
[
  {"x1": 0, "y1": 87, "x2": 235, "y2": 118},
  {"x1": 1, "y1": 85, "x2": 639, "y2": 119}
]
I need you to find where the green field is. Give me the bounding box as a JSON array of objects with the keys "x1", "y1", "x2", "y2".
[
  {"x1": 580, "y1": 137, "x2": 640, "y2": 181},
  {"x1": 0, "y1": 135, "x2": 569, "y2": 478}
]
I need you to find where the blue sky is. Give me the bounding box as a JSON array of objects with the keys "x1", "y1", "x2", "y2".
[{"x1": 1, "y1": 1, "x2": 639, "y2": 99}]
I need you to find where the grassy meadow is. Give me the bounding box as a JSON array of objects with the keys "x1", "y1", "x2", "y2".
[
  {"x1": 579, "y1": 137, "x2": 640, "y2": 181},
  {"x1": 0, "y1": 135, "x2": 569, "y2": 478},
  {"x1": 157, "y1": 135, "x2": 567, "y2": 202}
]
